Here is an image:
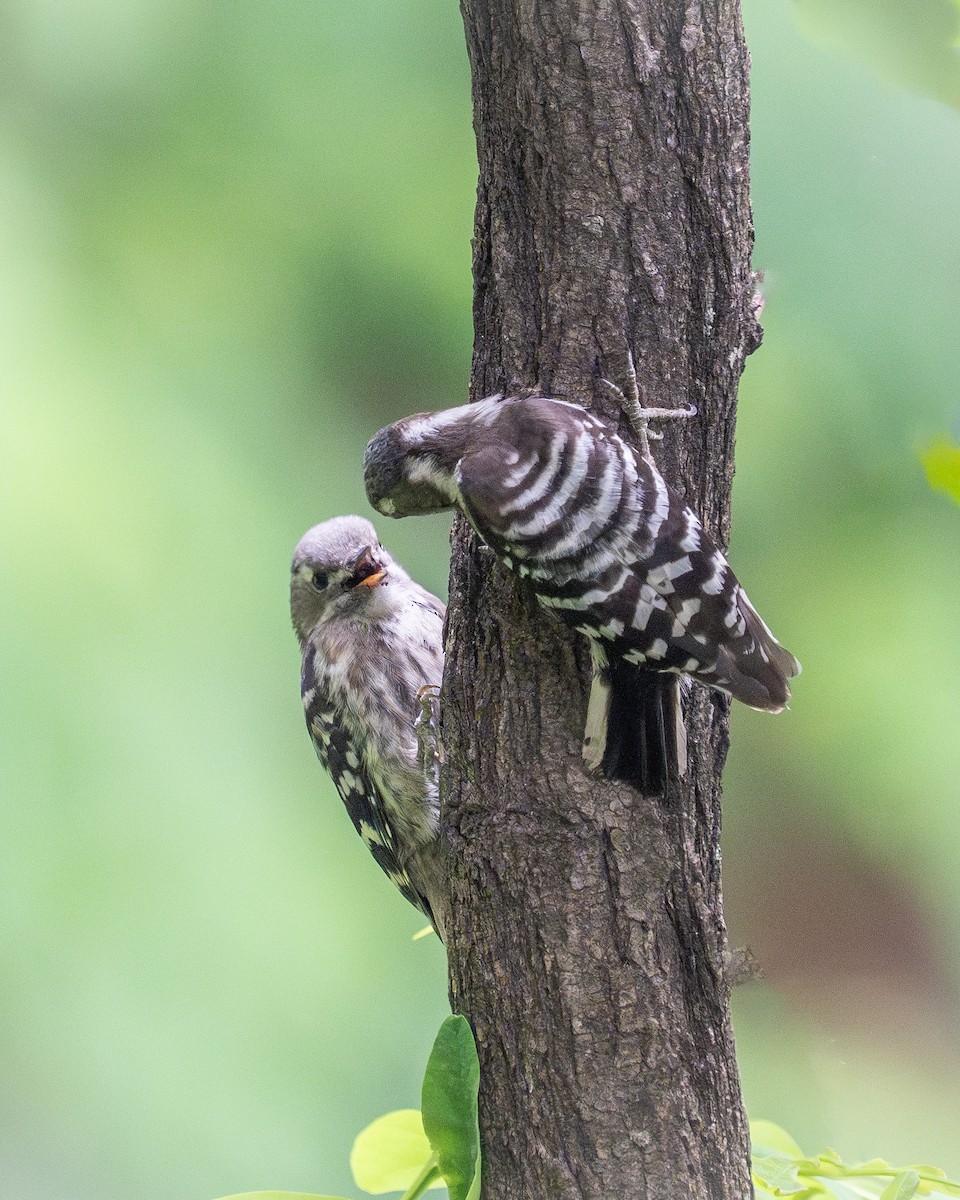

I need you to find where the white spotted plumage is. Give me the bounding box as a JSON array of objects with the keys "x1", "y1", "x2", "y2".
[{"x1": 291, "y1": 516, "x2": 446, "y2": 928}]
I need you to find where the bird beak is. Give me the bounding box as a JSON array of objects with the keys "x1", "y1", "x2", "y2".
[{"x1": 348, "y1": 546, "x2": 387, "y2": 589}]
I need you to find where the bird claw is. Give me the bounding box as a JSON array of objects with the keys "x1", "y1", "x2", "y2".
[{"x1": 601, "y1": 349, "x2": 697, "y2": 459}]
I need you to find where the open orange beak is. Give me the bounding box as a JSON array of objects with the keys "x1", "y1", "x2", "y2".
[
  {"x1": 356, "y1": 568, "x2": 386, "y2": 588},
  {"x1": 349, "y1": 546, "x2": 387, "y2": 589}
]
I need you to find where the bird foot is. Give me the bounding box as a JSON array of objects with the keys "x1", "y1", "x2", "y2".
[{"x1": 602, "y1": 349, "x2": 697, "y2": 459}]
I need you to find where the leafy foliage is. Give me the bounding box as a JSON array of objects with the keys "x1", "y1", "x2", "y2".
[
  {"x1": 348, "y1": 1016, "x2": 479, "y2": 1200},
  {"x1": 419, "y1": 1017, "x2": 481, "y2": 1200},
  {"x1": 213, "y1": 1024, "x2": 960, "y2": 1200},
  {"x1": 751, "y1": 1121, "x2": 960, "y2": 1198},
  {"x1": 920, "y1": 437, "x2": 960, "y2": 506},
  {"x1": 350, "y1": 1111, "x2": 443, "y2": 1195}
]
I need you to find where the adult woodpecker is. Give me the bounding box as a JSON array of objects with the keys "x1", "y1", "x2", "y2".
[{"x1": 363, "y1": 393, "x2": 799, "y2": 795}]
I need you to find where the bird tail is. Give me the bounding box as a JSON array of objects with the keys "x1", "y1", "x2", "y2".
[
  {"x1": 584, "y1": 664, "x2": 686, "y2": 797},
  {"x1": 719, "y1": 591, "x2": 802, "y2": 713}
]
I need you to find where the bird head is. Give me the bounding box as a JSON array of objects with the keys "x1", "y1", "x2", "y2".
[
  {"x1": 363, "y1": 411, "x2": 469, "y2": 518},
  {"x1": 290, "y1": 515, "x2": 399, "y2": 644}
]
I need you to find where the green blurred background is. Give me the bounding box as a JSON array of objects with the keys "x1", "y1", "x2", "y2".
[{"x1": 1, "y1": 1, "x2": 958, "y2": 1195}]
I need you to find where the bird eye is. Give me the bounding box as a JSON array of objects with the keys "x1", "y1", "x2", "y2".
[{"x1": 311, "y1": 570, "x2": 329, "y2": 591}]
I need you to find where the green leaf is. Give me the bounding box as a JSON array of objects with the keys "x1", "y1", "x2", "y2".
[
  {"x1": 880, "y1": 1172, "x2": 922, "y2": 1200},
  {"x1": 912, "y1": 1176, "x2": 960, "y2": 1199},
  {"x1": 845, "y1": 1158, "x2": 898, "y2": 1175},
  {"x1": 791, "y1": 0, "x2": 960, "y2": 108},
  {"x1": 421, "y1": 1015, "x2": 481, "y2": 1200},
  {"x1": 748, "y1": 1122, "x2": 960, "y2": 1199},
  {"x1": 751, "y1": 1150, "x2": 809, "y2": 1195},
  {"x1": 921, "y1": 437, "x2": 960, "y2": 505},
  {"x1": 214, "y1": 1193, "x2": 354, "y2": 1200},
  {"x1": 751, "y1": 1120, "x2": 807, "y2": 1158},
  {"x1": 350, "y1": 1109, "x2": 444, "y2": 1195},
  {"x1": 909, "y1": 1163, "x2": 949, "y2": 1180},
  {"x1": 818, "y1": 1149, "x2": 846, "y2": 1167}
]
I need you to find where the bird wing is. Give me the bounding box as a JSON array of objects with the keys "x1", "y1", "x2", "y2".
[
  {"x1": 301, "y1": 653, "x2": 432, "y2": 916},
  {"x1": 610, "y1": 490, "x2": 800, "y2": 710},
  {"x1": 451, "y1": 401, "x2": 603, "y2": 551},
  {"x1": 454, "y1": 409, "x2": 798, "y2": 713}
]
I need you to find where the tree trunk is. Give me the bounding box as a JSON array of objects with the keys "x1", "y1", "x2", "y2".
[{"x1": 442, "y1": 1, "x2": 760, "y2": 1197}]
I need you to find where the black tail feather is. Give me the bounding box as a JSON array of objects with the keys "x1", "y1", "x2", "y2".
[{"x1": 600, "y1": 666, "x2": 683, "y2": 797}]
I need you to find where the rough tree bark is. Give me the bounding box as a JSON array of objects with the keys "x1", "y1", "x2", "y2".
[{"x1": 441, "y1": 1, "x2": 761, "y2": 1197}]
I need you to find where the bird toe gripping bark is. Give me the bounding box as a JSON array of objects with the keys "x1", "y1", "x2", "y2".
[{"x1": 601, "y1": 350, "x2": 697, "y2": 460}]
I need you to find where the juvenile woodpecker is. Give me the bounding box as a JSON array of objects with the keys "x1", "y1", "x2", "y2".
[
  {"x1": 291, "y1": 516, "x2": 446, "y2": 931},
  {"x1": 363, "y1": 395, "x2": 799, "y2": 795}
]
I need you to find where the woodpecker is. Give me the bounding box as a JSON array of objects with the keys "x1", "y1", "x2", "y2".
[
  {"x1": 291, "y1": 516, "x2": 446, "y2": 931},
  {"x1": 363, "y1": 394, "x2": 799, "y2": 795}
]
